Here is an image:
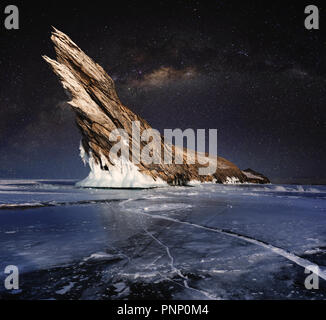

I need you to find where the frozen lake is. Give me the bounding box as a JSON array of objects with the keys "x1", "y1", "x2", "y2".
[{"x1": 0, "y1": 180, "x2": 325, "y2": 300}]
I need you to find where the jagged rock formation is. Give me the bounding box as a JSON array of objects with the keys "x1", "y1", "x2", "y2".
[{"x1": 43, "y1": 28, "x2": 269, "y2": 187}]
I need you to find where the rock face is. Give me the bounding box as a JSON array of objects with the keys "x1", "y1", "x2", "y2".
[
  {"x1": 242, "y1": 169, "x2": 270, "y2": 184},
  {"x1": 43, "y1": 28, "x2": 269, "y2": 187}
]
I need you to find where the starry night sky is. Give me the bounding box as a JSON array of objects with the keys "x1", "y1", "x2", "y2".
[{"x1": 0, "y1": 0, "x2": 325, "y2": 184}]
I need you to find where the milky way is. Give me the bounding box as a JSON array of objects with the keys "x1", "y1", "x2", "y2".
[{"x1": 0, "y1": 1, "x2": 325, "y2": 183}]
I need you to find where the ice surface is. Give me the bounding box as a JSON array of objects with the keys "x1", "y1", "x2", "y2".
[
  {"x1": 55, "y1": 282, "x2": 75, "y2": 295},
  {"x1": 0, "y1": 180, "x2": 325, "y2": 300}
]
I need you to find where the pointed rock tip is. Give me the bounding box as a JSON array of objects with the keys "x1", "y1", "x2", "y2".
[
  {"x1": 42, "y1": 54, "x2": 53, "y2": 60},
  {"x1": 50, "y1": 27, "x2": 70, "y2": 41},
  {"x1": 42, "y1": 55, "x2": 58, "y2": 67},
  {"x1": 49, "y1": 27, "x2": 80, "y2": 50},
  {"x1": 51, "y1": 26, "x2": 62, "y2": 34}
]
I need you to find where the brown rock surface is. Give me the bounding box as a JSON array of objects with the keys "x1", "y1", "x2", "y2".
[{"x1": 43, "y1": 28, "x2": 269, "y2": 186}]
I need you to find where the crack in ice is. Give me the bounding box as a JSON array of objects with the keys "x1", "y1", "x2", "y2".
[
  {"x1": 143, "y1": 229, "x2": 217, "y2": 300},
  {"x1": 144, "y1": 229, "x2": 188, "y2": 280},
  {"x1": 119, "y1": 200, "x2": 326, "y2": 281}
]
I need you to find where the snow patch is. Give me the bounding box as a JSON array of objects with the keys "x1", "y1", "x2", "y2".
[
  {"x1": 120, "y1": 272, "x2": 160, "y2": 280},
  {"x1": 304, "y1": 248, "x2": 323, "y2": 255},
  {"x1": 84, "y1": 252, "x2": 124, "y2": 262},
  {"x1": 189, "y1": 180, "x2": 217, "y2": 186},
  {"x1": 260, "y1": 185, "x2": 326, "y2": 194},
  {"x1": 55, "y1": 282, "x2": 75, "y2": 295},
  {"x1": 224, "y1": 177, "x2": 241, "y2": 185},
  {"x1": 143, "y1": 203, "x2": 192, "y2": 212},
  {"x1": 77, "y1": 145, "x2": 167, "y2": 189},
  {"x1": 242, "y1": 171, "x2": 264, "y2": 181},
  {"x1": 0, "y1": 202, "x2": 45, "y2": 209}
]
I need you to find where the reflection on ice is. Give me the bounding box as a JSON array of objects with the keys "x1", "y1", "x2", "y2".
[{"x1": 0, "y1": 180, "x2": 325, "y2": 299}]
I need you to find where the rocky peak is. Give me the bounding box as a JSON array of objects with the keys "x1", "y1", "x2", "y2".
[{"x1": 43, "y1": 28, "x2": 269, "y2": 187}]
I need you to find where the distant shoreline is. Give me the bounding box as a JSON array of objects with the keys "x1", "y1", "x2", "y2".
[{"x1": 0, "y1": 178, "x2": 325, "y2": 186}]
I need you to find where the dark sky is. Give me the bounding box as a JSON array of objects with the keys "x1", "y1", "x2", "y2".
[{"x1": 0, "y1": 0, "x2": 325, "y2": 184}]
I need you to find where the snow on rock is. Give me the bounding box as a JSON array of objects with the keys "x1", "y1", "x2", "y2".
[
  {"x1": 224, "y1": 177, "x2": 241, "y2": 185},
  {"x1": 43, "y1": 28, "x2": 269, "y2": 188},
  {"x1": 77, "y1": 153, "x2": 167, "y2": 189}
]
